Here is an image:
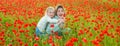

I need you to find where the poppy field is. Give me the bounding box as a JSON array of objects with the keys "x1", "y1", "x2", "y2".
[{"x1": 0, "y1": 0, "x2": 120, "y2": 46}]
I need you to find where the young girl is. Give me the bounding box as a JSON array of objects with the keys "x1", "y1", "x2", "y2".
[{"x1": 36, "y1": 6, "x2": 63, "y2": 37}]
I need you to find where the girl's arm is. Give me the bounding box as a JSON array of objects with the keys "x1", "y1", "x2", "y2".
[
  {"x1": 37, "y1": 23, "x2": 43, "y2": 32},
  {"x1": 36, "y1": 18, "x2": 45, "y2": 32},
  {"x1": 47, "y1": 16, "x2": 59, "y2": 23}
]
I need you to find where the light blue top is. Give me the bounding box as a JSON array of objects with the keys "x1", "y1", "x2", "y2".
[{"x1": 46, "y1": 16, "x2": 63, "y2": 34}]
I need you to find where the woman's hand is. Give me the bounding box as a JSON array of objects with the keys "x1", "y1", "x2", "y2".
[
  {"x1": 58, "y1": 19, "x2": 64, "y2": 23},
  {"x1": 59, "y1": 23, "x2": 64, "y2": 28}
]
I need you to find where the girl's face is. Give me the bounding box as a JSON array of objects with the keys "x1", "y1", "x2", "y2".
[
  {"x1": 47, "y1": 10, "x2": 55, "y2": 18},
  {"x1": 57, "y1": 8, "x2": 65, "y2": 18}
]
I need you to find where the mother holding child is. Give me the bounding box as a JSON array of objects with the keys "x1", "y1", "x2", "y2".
[{"x1": 35, "y1": 5, "x2": 70, "y2": 38}]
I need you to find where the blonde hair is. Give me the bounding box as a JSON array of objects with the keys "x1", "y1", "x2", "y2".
[{"x1": 44, "y1": 6, "x2": 55, "y2": 16}]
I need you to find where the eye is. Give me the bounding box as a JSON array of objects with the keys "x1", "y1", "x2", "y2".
[
  {"x1": 58, "y1": 10, "x2": 60, "y2": 12},
  {"x1": 60, "y1": 9, "x2": 64, "y2": 11}
]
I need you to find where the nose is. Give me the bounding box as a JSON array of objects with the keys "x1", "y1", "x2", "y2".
[{"x1": 60, "y1": 12, "x2": 63, "y2": 16}]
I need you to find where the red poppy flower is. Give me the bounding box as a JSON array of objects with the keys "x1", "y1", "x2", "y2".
[
  {"x1": 55, "y1": 35, "x2": 62, "y2": 40},
  {"x1": 70, "y1": 37, "x2": 78, "y2": 42},
  {"x1": 24, "y1": 43, "x2": 28, "y2": 46},
  {"x1": 34, "y1": 43, "x2": 38, "y2": 46},
  {"x1": 65, "y1": 37, "x2": 78, "y2": 46},
  {"x1": 50, "y1": 42, "x2": 55, "y2": 46},
  {"x1": 8, "y1": 43, "x2": 12, "y2": 46},
  {"x1": 82, "y1": 38, "x2": 87, "y2": 43},
  {"x1": 0, "y1": 18, "x2": 2, "y2": 21},
  {"x1": 12, "y1": 29, "x2": 17, "y2": 35},
  {"x1": 48, "y1": 39, "x2": 53, "y2": 44},
  {"x1": 78, "y1": 30, "x2": 84, "y2": 36},
  {"x1": 79, "y1": 43, "x2": 82, "y2": 46},
  {"x1": 48, "y1": 35, "x2": 53, "y2": 43},
  {"x1": 19, "y1": 41, "x2": 23, "y2": 45},
  {"x1": 24, "y1": 23, "x2": 29, "y2": 28},
  {"x1": 54, "y1": 32, "x2": 58, "y2": 35},
  {"x1": 94, "y1": 27, "x2": 98, "y2": 31},
  {"x1": 5, "y1": 22, "x2": 11, "y2": 27},
  {"x1": 91, "y1": 39, "x2": 99, "y2": 45},
  {"x1": 65, "y1": 41, "x2": 74, "y2": 46},
  {"x1": 19, "y1": 30, "x2": 24, "y2": 33},
  {"x1": 35, "y1": 36, "x2": 39, "y2": 41},
  {"x1": 50, "y1": 24, "x2": 54, "y2": 28},
  {"x1": 118, "y1": 15, "x2": 120, "y2": 18},
  {"x1": 18, "y1": 25, "x2": 22, "y2": 29},
  {"x1": 89, "y1": 32, "x2": 93, "y2": 37},
  {"x1": 0, "y1": 23, "x2": 2, "y2": 26},
  {"x1": 32, "y1": 22, "x2": 37, "y2": 27},
  {"x1": 17, "y1": 19, "x2": 24, "y2": 25}
]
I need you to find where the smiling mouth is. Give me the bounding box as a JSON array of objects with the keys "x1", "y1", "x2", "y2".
[{"x1": 59, "y1": 14, "x2": 62, "y2": 16}]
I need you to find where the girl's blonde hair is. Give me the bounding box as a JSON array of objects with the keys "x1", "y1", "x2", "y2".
[{"x1": 44, "y1": 6, "x2": 55, "y2": 16}]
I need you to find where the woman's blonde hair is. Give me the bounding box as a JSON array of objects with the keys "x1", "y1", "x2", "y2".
[{"x1": 44, "y1": 6, "x2": 55, "y2": 16}]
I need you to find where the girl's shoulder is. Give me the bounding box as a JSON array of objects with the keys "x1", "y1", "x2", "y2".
[{"x1": 42, "y1": 15, "x2": 49, "y2": 19}]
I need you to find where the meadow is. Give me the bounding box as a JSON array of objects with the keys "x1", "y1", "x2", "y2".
[{"x1": 0, "y1": 0, "x2": 120, "y2": 46}]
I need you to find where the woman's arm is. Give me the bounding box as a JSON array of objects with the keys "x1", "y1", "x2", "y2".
[
  {"x1": 59, "y1": 23, "x2": 64, "y2": 28},
  {"x1": 58, "y1": 18, "x2": 65, "y2": 28},
  {"x1": 53, "y1": 24, "x2": 61, "y2": 32}
]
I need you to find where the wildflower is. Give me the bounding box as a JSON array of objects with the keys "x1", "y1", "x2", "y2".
[
  {"x1": 34, "y1": 43, "x2": 38, "y2": 46},
  {"x1": 82, "y1": 38, "x2": 87, "y2": 43}
]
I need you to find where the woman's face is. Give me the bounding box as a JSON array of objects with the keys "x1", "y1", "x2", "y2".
[{"x1": 57, "y1": 8, "x2": 65, "y2": 18}]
